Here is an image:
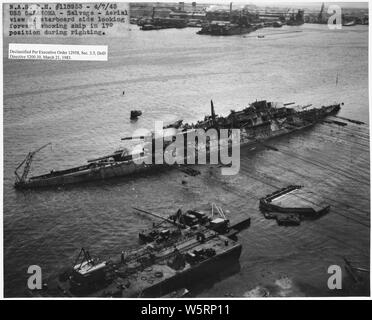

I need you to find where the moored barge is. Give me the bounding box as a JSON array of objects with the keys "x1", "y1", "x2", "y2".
[{"x1": 32, "y1": 230, "x2": 242, "y2": 297}]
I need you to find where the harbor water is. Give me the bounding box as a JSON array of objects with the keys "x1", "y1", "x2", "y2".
[{"x1": 3, "y1": 24, "x2": 369, "y2": 297}]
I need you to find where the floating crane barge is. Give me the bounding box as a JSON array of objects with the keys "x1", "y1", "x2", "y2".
[
  {"x1": 14, "y1": 100, "x2": 341, "y2": 189},
  {"x1": 69, "y1": 232, "x2": 241, "y2": 298},
  {"x1": 32, "y1": 217, "x2": 250, "y2": 297},
  {"x1": 30, "y1": 205, "x2": 251, "y2": 297}
]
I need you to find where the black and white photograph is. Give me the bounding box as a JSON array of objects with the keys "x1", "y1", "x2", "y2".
[{"x1": 1, "y1": 0, "x2": 370, "y2": 301}]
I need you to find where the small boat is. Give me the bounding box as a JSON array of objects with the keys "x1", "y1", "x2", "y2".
[
  {"x1": 130, "y1": 110, "x2": 142, "y2": 119},
  {"x1": 276, "y1": 214, "x2": 301, "y2": 226},
  {"x1": 342, "y1": 20, "x2": 357, "y2": 27}
]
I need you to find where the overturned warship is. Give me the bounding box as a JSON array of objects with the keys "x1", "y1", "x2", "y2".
[{"x1": 14, "y1": 99, "x2": 341, "y2": 189}]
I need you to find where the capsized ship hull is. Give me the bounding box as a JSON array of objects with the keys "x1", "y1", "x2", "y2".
[
  {"x1": 15, "y1": 101, "x2": 341, "y2": 189},
  {"x1": 17, "y1": 161, "x2": 159, "y2": 189}
]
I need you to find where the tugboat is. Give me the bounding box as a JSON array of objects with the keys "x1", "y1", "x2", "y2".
[{"x1": 14, "y1": 99, "x2": 341, "y2": 189}]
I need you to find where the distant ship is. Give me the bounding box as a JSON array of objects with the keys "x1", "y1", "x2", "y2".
[
  {"x1": 197, "y1": 21, "x2": 260, "y2": 36},
  {"x1": 197, "y1": 2, "x2": 262, "y2": 36},
  {"x1": 286, "y1": 20, "x2": 304, "y2": 26},
  {"x1": 141, "y1": 24, "x2": 164, "y2": 31},
  {"x1": 137, "y1": 10, "x2": 187, "y2": 31},
  {"x1": 286, "y1": 9, "x2": 305, "y2": 26},
  {"x1": 273, "y1": 21, "x2": 283, "y2": 28},
  {"x1": 342, "y1": 20, "x2": 357, "y2": 27},
  {"x1": 14, "y1": 100, "x2": 341, "y2": 189}
]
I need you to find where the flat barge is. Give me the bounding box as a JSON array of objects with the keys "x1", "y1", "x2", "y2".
[{"x1": 259, "y1": 185, "x2": 331, "y2": 225}]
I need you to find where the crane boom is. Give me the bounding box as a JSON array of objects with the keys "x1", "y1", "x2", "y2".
[
  {"x1": 132, "y1": 207, "x2": 185, "y2": 228},
  {"x1": 15, "y1": 142, "x2": 52, "y2": 184}
]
